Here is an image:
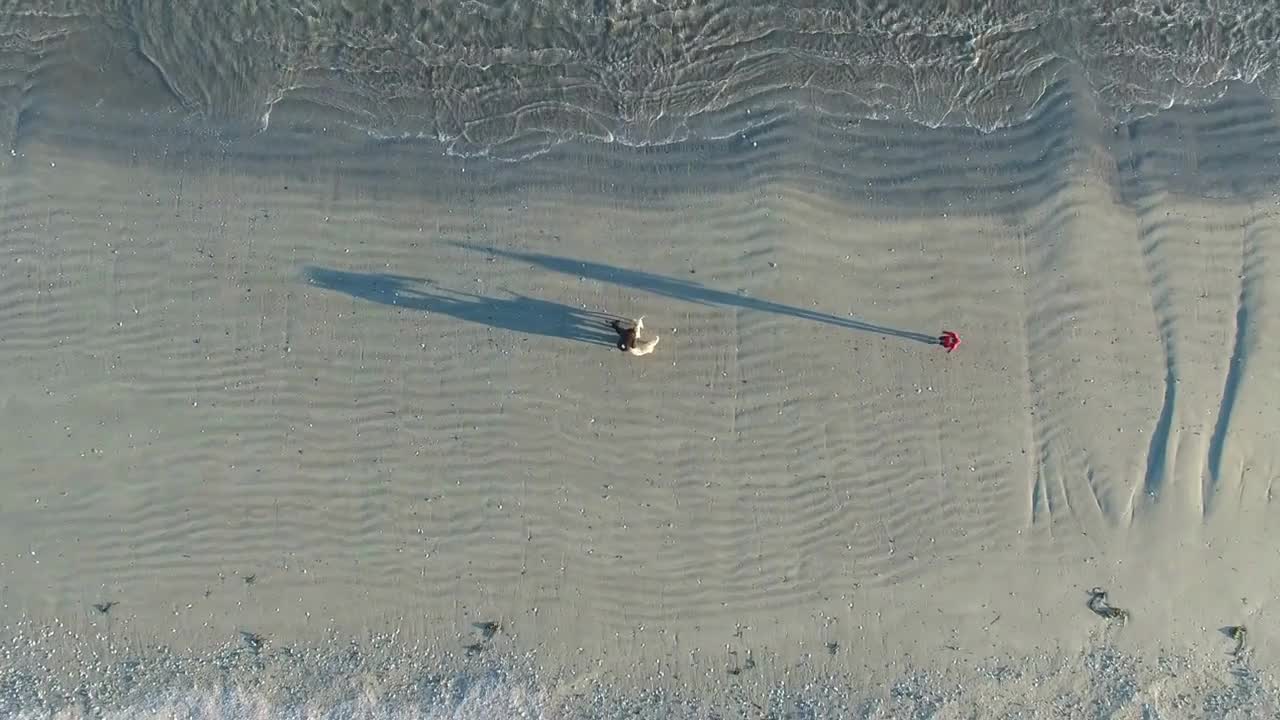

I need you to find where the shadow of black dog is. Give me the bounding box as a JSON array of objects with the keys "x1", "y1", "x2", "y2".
[{"x1": 304, "y1": 266, "x2": 620, "y2": 348}]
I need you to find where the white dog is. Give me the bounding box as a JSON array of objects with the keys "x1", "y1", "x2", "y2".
[{"x1": 610, "y1": 316, "x2": 660, "y2": 356}]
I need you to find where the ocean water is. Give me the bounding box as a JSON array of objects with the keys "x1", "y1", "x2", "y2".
[
  {"x1": 4, "y1": 0, "x2": 1280, "y2": 153},
  {"x1": 3, "y1": 1, "x2": 1280, "y2": 718}
]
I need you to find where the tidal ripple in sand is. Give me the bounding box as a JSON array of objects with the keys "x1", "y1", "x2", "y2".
[{"x1": 0, "y1": 47, "x2": 1279, "y2": 717}]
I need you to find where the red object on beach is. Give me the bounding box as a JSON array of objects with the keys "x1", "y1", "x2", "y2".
[{"x1": 939, "y1": 330, "x2": 961, "y2": 353}]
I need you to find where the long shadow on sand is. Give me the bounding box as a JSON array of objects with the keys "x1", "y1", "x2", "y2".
[
  {"x1": 305, "y1": 267, "x2": 620, "y2": 348},
  {"x1": 452, "y1": 243, "x2": 938, "y2": 345}
]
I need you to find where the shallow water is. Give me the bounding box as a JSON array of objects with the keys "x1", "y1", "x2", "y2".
[
  {"x1": 2, "y1": 2, "x2": 1280, "y2": 718},
  {"x1": 8, "y1": 0, "x2": 1280, "y2": 153}
]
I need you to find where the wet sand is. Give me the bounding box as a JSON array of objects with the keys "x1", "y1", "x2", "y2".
[{"x1": 1, "y1": 56, "x2": 1279, "y2": 717}]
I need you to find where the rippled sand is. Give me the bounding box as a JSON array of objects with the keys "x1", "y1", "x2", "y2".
[{"x1": 2, "y1": 8, "x2": 1280, "y2": 719}]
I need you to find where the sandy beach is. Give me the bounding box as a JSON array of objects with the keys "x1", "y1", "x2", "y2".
[{"x1": 1, "y1": 13, "x2": 1279, "y2": 718}]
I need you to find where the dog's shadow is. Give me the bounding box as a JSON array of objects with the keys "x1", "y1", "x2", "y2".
[{"x1": 305, "y1": 267, "x2": 622, "y2": 348}]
